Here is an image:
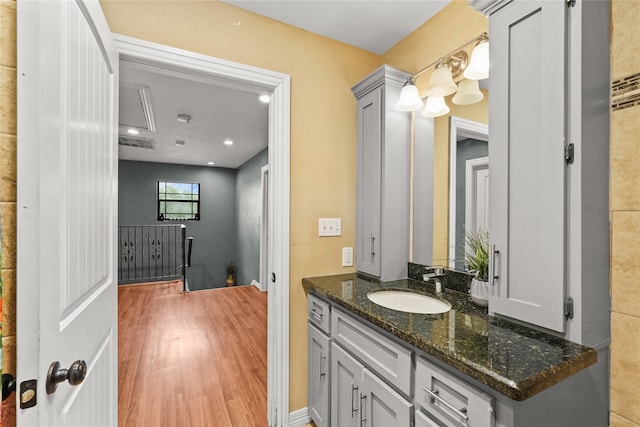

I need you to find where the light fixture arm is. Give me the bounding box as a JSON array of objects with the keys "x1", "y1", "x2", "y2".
[{"x1": 412, "y1": 32, "x2": 489, "y2": 80}]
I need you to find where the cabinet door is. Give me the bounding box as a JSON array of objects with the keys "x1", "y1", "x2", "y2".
[
  {"x1": 308, "y1": 324, "x2": 331, "y2": 427},
  {"x1": 415, "y1": 410, "x2": 443, "y2": 427},
  {"x1": 356, "y1": 88, "x2": 382, "y2": 277},
  {"x1": 362, "y1": 369, "x2": 413, "y2": 427},
  {"x1": 331, "y1": 342, "x2": 364, "y2": 427},
  {"x1": 489, "y1": 0, "x2": 568, "y2": 332}
]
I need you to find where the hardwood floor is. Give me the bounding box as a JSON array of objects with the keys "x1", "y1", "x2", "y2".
[{"x1": 118, "y1": 281, "x2": 268, "y2": 427}]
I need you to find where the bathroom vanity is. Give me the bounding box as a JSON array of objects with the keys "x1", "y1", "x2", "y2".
[{"x1": 303, "y1": 273, "x2": 607, "y2": 427}]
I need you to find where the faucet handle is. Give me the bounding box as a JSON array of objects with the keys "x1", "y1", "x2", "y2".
[{"x1": 424, "y1": 266, "x2": 445, "y2": 277}]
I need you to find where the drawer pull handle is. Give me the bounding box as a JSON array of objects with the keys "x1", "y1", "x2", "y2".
[
  {"x1": 423, "y1": 387, "x2": 469, "y2": 423},
  {"x1": 359, "y1": 392, "x2": 367, "y2": 426},
  {"x1": 319, "y1": 354, "x2": 326, "y2": 378},
  {"x1": 310, "y1": 309, "x2": 323, "y2": 321},
  {"x1": 351, "y1": 383, "x2": 359, "y2": 416},
  {"x1": 369, "y1": 233, "x2": 376, "y2": 260},
  {"x1": 489, "y1": 244, "x2": 499, "y2": 286}
]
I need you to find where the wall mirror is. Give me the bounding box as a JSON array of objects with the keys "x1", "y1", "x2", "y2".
[
  {"x1": 447, "y1": 117, "x2": 489, "y2": 270},
  {"x1": 411, "y1": 99, "x2": 489, "y2": 270}
]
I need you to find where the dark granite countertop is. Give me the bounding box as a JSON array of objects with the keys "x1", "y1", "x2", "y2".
[{"x1": 302, "y1": 273, "x2": 597, "y2": 401}]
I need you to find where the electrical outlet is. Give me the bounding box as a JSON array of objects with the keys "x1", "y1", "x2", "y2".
[
  {"x1": 318, "y1": 218, "x2": 341, "y2": 236},
  {"x1": 342, "y1": 247, "x2": 353, "y2": 267}
]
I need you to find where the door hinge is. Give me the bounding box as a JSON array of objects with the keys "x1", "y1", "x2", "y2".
[
  {"x1": 567, "y1": 0, "x2": 576, "y2": 7},
  {"x1": 565, "y1": 143, "x2": 575, "y2": 164},
  {"x1": 564, "y1": 297, "x2": 574, "y2": 320}
]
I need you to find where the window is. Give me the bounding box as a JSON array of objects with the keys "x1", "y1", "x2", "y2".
[{"x1": 157, "y1": 181, "x2": 200, "y2": 221}]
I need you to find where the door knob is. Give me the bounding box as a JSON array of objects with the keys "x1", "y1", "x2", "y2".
[{"x1": 46, "y1": 360, "x2": 87, "y2": 394}]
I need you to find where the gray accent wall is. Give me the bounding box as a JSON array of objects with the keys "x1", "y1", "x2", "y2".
[
  {"x1": 119, "y1": 160, "x2": 238, "y2": 290},
  {"x1": 235, "y1": 148, "x2": 268, "y2": 286}
]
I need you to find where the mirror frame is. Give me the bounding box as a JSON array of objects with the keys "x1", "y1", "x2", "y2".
[{"x1": 447, "y1": 116, "x2": 489, "y2": 269}]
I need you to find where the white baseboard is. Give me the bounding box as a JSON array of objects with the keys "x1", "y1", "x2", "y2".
[
  {"x1": 251, "y1": 279, "x2": 264, "y2": 291},
  {"x1": 288, "y1": 407, "x2": 310, "y2": 427}
]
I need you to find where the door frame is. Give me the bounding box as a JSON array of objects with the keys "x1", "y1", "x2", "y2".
[
  {"x1": 114, "y1": 35, "x2": 290, "y2": 425},
  {"x1": 259, "y1": 165, "x2": 269, "y2": 292},
  {"x1": 447, "y1": 116, "x2": 489, "y2": 269},
  {"x1": 464, "y1": 156, "x2": 489, "y2": 238}
]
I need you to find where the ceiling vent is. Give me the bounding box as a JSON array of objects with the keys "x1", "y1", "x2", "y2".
[
  {"x1": 118, "y1": 135, "x2": 155, "y2": 149},
  {"x1": 119, "y1": 82, "x2": 157, "y2": 132}
]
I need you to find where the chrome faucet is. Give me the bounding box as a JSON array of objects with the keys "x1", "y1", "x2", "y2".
[{"x1": 423, "y1": 266, "x2": 445, "y2": 293}]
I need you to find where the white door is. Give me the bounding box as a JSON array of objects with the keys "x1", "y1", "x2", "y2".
[
  {"x1": 465, "y1": 156, "x2": 489, "y2": 235},
  {"x1": 17, "y1": 0, "x2": 118, "y2": 425}
]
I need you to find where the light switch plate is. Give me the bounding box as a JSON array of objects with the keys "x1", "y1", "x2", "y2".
[{"x1": 319, "y1": 218, "x2": 341, "y2": 236}]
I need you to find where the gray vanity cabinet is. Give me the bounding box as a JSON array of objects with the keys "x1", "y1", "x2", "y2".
[
  {"x1": 308, "y1": 293, "x2": 331, "y2": 427},
  {"x1": 331, "y1": 342, "x2": 413, "y2": 427},
  {"x1": 361, "y1": 369, "x2": 413, "y2": 426},
  {"x1": 331, "y1": 305, "x2": 414, "y2": 426},
  {"x1": 331, "y1": 342, "x2": 362, "y2": 427},
  {"x1": 352, "y1": 65, "x2": 411, "y2": 281},
  {"x1": 308, "y1": 324, "x2": 330, "y2": 427},
  {"x1": 472, "y1": 0, "x2": 610, "y2": 340}
]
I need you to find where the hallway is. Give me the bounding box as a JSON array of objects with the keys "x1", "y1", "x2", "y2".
[{"x1": 118, "y1": 282, "x2": 268, "y2": 426}]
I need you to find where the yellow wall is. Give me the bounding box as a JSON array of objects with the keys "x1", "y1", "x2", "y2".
[
  {"x1": 610, "y1": 0, "x2": 640, "y2": 425},
  {"x1": 383, "y1": 1, "x2": 488, "y2": 264}
]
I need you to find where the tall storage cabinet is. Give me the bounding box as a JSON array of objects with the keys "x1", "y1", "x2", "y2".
[
  {"x1": 487, "y1": 0, "x2": 569, "y2": 332},
  {"x1": 352, "y1": 66, "x2": 411, "y2": 281},
  {"x1": 471, "y1": 0, "x2": 610, "y2": 345}
]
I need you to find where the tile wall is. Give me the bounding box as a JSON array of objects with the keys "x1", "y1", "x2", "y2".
[
  {"x1": 610, "y1": 1, "x2": 640, "y2": 426},
  {"x1": 0, "y1": 0, "x2": 16, "y2": 424}
]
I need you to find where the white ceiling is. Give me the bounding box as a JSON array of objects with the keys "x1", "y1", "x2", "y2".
[
  {"x1": 222, "y1": 1, "x2": 451, "y2": 55},
  {"x1": 118, "y1": 1, "x2": 451, "y2": 168},
  {"x1": 118, "y1": 60, "x2": 269, "y2": 169}
]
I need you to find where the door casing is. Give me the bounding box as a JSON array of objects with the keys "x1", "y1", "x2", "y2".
[{"x1": 115, "y1": 35, "x2": 292, "y2": 425}]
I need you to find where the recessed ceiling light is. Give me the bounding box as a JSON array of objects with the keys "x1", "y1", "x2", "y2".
[
  {"x1": 177, "y1": 114, "x2": 191, "y2": 123},
  {"x1": 224, "y1": 139, "x2": 234, "y2": 146},
  {"x1": 207, "y1": 161, "x2": 215, "y2": 166},
  {"x1": 175, "y1": 140, "x2": 185, "y2": 147},
  {"x1": 127, "y1": 128, "x2": 140, "y2": 135},
  {"x1": 259, "y1": 94, "x2": 271, "y2": 103}
]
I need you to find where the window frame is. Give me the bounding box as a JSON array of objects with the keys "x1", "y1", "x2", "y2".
[{"x1": 157, "y1": 180, "x2": 201, "y2": 221}]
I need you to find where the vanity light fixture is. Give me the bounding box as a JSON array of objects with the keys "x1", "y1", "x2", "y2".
[
  {"x1": 127, "y1": 128, "x2": 140, "y2": 135},
  {"x1": 422, "y1": 96, "x2": 450, "y2": 118},
  {"x1": 426, "y1": 59, "x2": 461, "y2": 97},
  {"x1": 397, "y1": 32, "x2": 489, "y2": 117},
  {"x1": 258, "y1": 94, "x2": 271, "y2": 103},
  {"x1": 396, "y1": 78, "x2": 424, "y2": 111},
  {"x1": 464, "y1": 33, "x2": 490, "y2": 80},
  {"x1": 207, "y1": 161, "x2": 215, "y2": 166},
  {"x1": 223, "y1": 139, "x2": 234, "y2": 146},
  {"x1": 452, "y1": 79, "x2": 484, "y2": 105}
]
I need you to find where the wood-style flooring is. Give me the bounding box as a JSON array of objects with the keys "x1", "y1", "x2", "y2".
[{"x1": 118, "y1": 281, "x2": 268, "y2": 427}]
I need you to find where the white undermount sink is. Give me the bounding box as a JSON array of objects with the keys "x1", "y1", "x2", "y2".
[{"x1": 367, "y1": 290, "x2": 451, "y2": 314}]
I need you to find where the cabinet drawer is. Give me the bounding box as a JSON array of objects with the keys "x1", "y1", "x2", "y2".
[
  {"x1": 416, "y1": 357, "x2": 494, "y2": 427},
  {"x1": 308, "y1": 293, "x2": 331, "y2": 334},
  {"x1": 331, "y1": 307, "x2": 412, "y2": 396}
]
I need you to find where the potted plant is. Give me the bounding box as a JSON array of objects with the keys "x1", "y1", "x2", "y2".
[
  {"x1": 464, "y1": 229, "x2": 490, "y2": 307},
  {"x1": 225, "y1": 261, "x2": 236, "y2": 287}
]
